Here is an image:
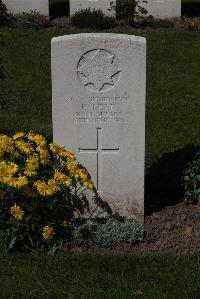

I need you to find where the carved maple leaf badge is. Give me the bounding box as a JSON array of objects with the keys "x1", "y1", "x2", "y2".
[{"x1": 77, "y1": 49, "x2": 121, "y2": 92}]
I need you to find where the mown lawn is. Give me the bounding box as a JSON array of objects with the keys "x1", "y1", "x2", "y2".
[
  {"x1": 0, "y1": 253, "x2": 199, "y2": 299},
  {"x1": 0, "y1": 28, "x2": 200, "y2": 167}
]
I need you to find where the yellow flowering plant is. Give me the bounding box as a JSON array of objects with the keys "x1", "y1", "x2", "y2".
[{"x1": 0, "y1": 131, "x2": 95, "y2": 252}]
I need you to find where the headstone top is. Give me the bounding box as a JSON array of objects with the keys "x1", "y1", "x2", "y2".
[{"x1": 52, "y1": 33, "x2": 146, "y2": 45}]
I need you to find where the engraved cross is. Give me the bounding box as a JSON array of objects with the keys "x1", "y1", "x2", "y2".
[{"x1": 79, "y1": 128, "x2": 119, "y2": 192}]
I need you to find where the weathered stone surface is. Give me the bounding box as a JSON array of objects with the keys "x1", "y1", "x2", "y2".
[
  {"x1": 70, "y1": 0, "x2": 115, "y2": 16},
  {"x1": 51, "y1": 33, "x2": 146, "y2": 222},
  {"x1": 3, "y1": 0, "x2": 49, "y2": 15},
  {"x1": 139, "y1": 0, "x2": 181, "y2": 18}
]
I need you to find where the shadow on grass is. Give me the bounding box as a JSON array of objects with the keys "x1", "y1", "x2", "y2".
[
  {"x1": 145, "y1": 145, "x2": 200, "y2": 215},
  {"x1": 49, "y1": 1, "x2": 69, "y2": 18},
  {"x1": 182, "y1": 2, "x2": 200, "y2": 17}
]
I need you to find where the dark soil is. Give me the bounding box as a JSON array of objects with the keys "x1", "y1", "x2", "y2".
[
  {"x1": 65, "y1": 202, "x2": 200, "y2": 254},
  {"x1": 134, "y1": 202, "x2": 200, "y2": 254}
]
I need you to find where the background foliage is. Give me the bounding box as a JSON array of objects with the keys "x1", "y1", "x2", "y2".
[
  {"x1": 13, "y1": 11, "x2": 51, "y2": 29},
  {"x1": 0, "y1": 0, "x2": 11, "y2": 27},
  {"x1": 182, "y1": 150, "x2": 200, "y2": 204},
  {"x1": 70, "y1": 8, "x2": 116, "y2": 29}
]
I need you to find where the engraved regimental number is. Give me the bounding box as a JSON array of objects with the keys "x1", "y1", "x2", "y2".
[{"x1": 77, "y1": 49, "x2": 121, "y2": 92}]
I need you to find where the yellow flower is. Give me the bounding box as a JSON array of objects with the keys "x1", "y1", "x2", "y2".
[
  {"x1": 83, "y1": 179, "x2": 94, "y2": 190},
  {"x1": 59, "y1": 148, "x2": 76, "y2": 160},
  {"x1": 13, "y1": 132, "x2": 24, "y2": 140},
  {"x1": 34, "y1": 180, "x2": 51, "y2": 197},
  {"x1": 49, "y1": 143, "x2": 60, "y2": 154},
  {"x1": 27, "y1": 132, "x2": 36, "y2": 141},
  {"x1": 62, "y1": 177, "x2": 72, "y2": 187},
  {"x1": 0, "y1": 135, "x2": 15, "y2": 153},
  {"x1": 15, "y1": 140, "x2": 34, "y2": 154},
  {"x1": 34, "y1": 135, "x2": 46, "y2": 146},
  {"x1": 34, "y1": 179, "x2": 60, "y2": 197},
  {"x1": 47, "y1": 179, "x2": 61, "y2": 193},
  {"x1": 67, "y1": 161, "x2": 78, "y2": 175},
  {"x1": 17, "y1": 176, "x2": 28, "y2": 186},
  {"x1": 26, "y1": 156, "x2": 39, "y2": 169},
  {"x1": 42, "y1": 225, "x2": 54, "y2": 240},
  {"x1": 27, "y1": 132, "x2": 46, "y2": 146},
  {"x1": 30, "y1": 133, "x2": 46, "y2": 145},
  {"x1": 49, "y1": 143, "x2": 76, "y2": 161},
  {"x1": 36, "y1": 146, "x2": 51, "y2": 165},
  {"x1": 7, "y1": 176, "x2": 28, "y2": 188},
  {"x1": 54, "y1": 171, "x2": 66, "y2": 182},
  {"x1": 24, "y1": 156, "x2": 39, "y2": 177},
  {"x1": 6, "y1": 162, "x2": 19, "y2": 175},
  {"x1": 66, "y1": 151, "x2": 76, "y2": 162},
  {"x1": 24, "y1": 170, "x2": 37, "y2": 177},
  {"x1": 75, "y1": 169, "x2": 88, "y2": 181},
  {"x1": 0, "y1": 161, "x2": 7, "y2": 170},
  {"x1": 0, "y1": 174, "x2": 12, "y2": 184},
  {"x1": 10, "y1": 203, "x2": 25, "y2": 221},
  {"x1": 0, "y1": 161, "x2": 19, "y2": 184},
  {"x1": 54, "y1": 172, "x2": 72, "y2": 187}
]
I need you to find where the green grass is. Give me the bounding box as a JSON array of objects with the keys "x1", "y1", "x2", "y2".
[
  {"x1": 0, "y1": 253, "x2": 199, "y2": 298},
  {"x1": 0, "y1": 28, "x2": 200, "y2": 166}
]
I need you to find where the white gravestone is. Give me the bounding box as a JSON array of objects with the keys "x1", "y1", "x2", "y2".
[
  {"x1": 70, "y1": 0, "x2": 115, "y2": 16},
  {"x1": 140, "y1": 0, "x2": 181, "y2": 18},
  {"x1": 3, "y1": 0, "x2": 49, "y2": 15},
  {"x1": 52, "y1": 33, "x2": 146, "y2": 222}
]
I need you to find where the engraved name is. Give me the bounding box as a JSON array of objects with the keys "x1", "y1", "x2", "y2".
[{"x1": 65, "y1": 96, "x2": 128, "y2": 124}]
